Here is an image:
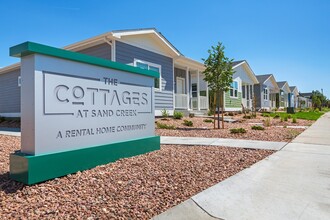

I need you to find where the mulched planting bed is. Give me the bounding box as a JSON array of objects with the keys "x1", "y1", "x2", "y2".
[
  {"x1": 0, "y1": 135, "x2": 273, "y2": 219},
  {"x1": 156, "y1": 114, "x2": 309, "y2": 142}
]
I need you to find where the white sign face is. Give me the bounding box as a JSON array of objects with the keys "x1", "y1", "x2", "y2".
[{"x1": 21, "y1": 54, "x2": 155, "y2": 155}]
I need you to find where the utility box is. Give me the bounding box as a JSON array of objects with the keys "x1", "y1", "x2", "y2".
[{"x1": 287, "y1": 107, "x2": 295, "y2": 114}]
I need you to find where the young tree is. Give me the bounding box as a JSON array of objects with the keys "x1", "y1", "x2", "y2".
[
  {"x1": 312, "y1": 90, "x2": 327, "y2": 110},
  {"x1": 202, "y1": 42, "x2": 234, "y2": 129}
]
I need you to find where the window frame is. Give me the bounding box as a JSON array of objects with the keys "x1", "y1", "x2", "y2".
[
  {"x1": 230, "y1": 81, "x2": 239, "y2": 98},
  {"x1": 263, "y1": 88, "x2": 268, "y2": 100},
  {"x1": 134, "y1": 59, "x2": 162, "y2": 91}
]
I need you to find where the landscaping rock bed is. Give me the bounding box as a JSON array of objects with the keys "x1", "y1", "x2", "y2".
[
  {"x1": 156, "y1": 115, "x2": 308, "y2": 142},
  {"x1": 0, "y1": 135, "x2": 273, "y2": 219}
]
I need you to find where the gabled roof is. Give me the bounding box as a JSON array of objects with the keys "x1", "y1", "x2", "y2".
[
  {"x1": 277, "y1": 81, "x2": 287, "y2": 89},
  {"x1": 231, "y1": 60, "x2": 245, "y2": 68},
  {"x1": 300, "y1": 92, "x2": 312, "y2": 98},
  {"x1": 277, "y1": 81, "x2": 291, "y2": 93},
  {"x1": 290, "y1": 86, "x2": 299, "y2": 95},
  {"x1": 231, "y1": 60, "x2": 259, "y2": 84},
  {"x1": 111, "y1": 28, "x2": 182, "y2": 56},
  {"x1": 1, "y1": 28, "x2": 200, "y2": 75},
  {"x1": 255, "y1": 74, "x2": 280, "y2": 92},
  {"x1": 256, "y1": 74, "x2": 273, "y2": 84},
  {"x1": 289, "y1": 86, "x2": 297, "y2": 91}
]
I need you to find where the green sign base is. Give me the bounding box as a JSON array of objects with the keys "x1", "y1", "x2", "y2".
[{"x1": 10, "y1": 136, "x2": 160, "y2": 185}]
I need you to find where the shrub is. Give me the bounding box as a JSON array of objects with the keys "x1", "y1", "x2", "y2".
[
  {"x1": 189, "y1": 113, "x2": 195, "y2": 118},
  {"x1": 207, "y1": 109, "x2": 214, "y2": 116},
  {"x1": 230, "y1": 128, "x2": 247, "y2": 134},
  {"x1": 283, "y1": 125, "x2": 287, "y2": 128},
  {"x1": 173, "y1": 111, "x2": 183, "y2": 119},
  {"x1": 243, "y1": 115, "x2": 251, "y2": 119},
  {"x1": 280, "y1": 117, "x2": 284, "y2": 122},
  {"x1": 262, "y1": 113, "x2": 270, "y2": 117},
  {"x1": 228, "y1": 112, "x2": 234, "y2": 116},
  {"x1": 292, "y1": 117, "x2": 297, "y2": 123},
  {"x1": 251, "y1": 125, "x2": 265, "y2": 130},
  {"x1": 203, "y1": 119, "x2": 213, "y2": 123},
  {"x1": 183, "y1": 119, "x2": 193, "y2": 127},
  {"x1": 283, "y1": 115, "x2": 288, "y2": 121},
  {"x1": 264, "y1": 117, "x2": 271, "y2": 127},
  {"x1": 161, "y1": 109, "x2": 169, "y2": 118},
  {"x1": 156, "y1": 122, "x2": 175, "y2": 129},
  {"x1": 314, "y1": 108, "x2": 320, "y2": 113},
  {"x1": 273, "y1": 114, "x2": 280, "y2": 119},
  {"x1": 287, "y1": 114, "x2": 292, "y2": 119}
]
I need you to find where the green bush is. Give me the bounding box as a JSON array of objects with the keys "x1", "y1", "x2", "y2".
[
  {"x1": 156, "y1": 122, "x2": 175, "y2": 129},
  {"x1": 292, "y1": 117, "x2": 297, "y2": 123},
  {"x1": 243, "y1": 115, "x2": 251, "y2": 119},
  {"x1": 273, "y1": 114, "x2": 280, "y2": 119},
  {"x1": 203, "y1": 119, "x2": 213, "y2": 123},
  {"x1": 251, "y1": 125, "x2": 265, "y2": 130},
  {"x1": 230, "y1": 128, "x2": 247, "y2": 134},
  {"x1": 287, "y1": 114, "x2": 292, "y2": 119},
  {"x1": 173, "y1": 111, "x2": 183, "y2": 119},
  {"x1": 314, "y1": 108, "x2": 320, "y2": 112},
  {"x1": 207, "y1": 109, "x2": 214, "y2": 116},
  {"x1": 161, "y1": 109, "x2": 169, "y2": 118},
  {"x1": 280, "y1": 117, "x2": 284, "y2": 122},
  {"x1": 262, "y1": 113, "x2": 270, "y2": 117},
  {"x1": 183, "y1": 119, "x2": 193, "y2": 127},
  {"x1": 189, "y1": 113, "x2": 195, "y2": 118},
  {"x1": 283, "y1": 115, "x2": 288, "y2": 121}
]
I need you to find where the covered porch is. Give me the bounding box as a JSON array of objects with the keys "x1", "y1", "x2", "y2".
[
  {"x1": 242, "y1": 83, "x2": 254, "y2": 110},
  {"x1": 173, "y1": 61, "x2": 208, "y2": 112}
]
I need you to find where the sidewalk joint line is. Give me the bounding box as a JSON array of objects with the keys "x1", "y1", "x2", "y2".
[{"x1": 190, "y1": 198, "x2": 224, "y2": 220}]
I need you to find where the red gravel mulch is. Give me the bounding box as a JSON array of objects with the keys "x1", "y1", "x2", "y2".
[
  {"x1": 0, "y1": 135, "x2": 273, "y2": 219},
  {"x1": 156, "y1": 116, "x2": 307, "y2": 142}
]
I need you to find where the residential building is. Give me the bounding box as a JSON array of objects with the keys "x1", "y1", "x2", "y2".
[
  {"x1": 254, "y1": 74, "x2": 280, "y2": 110},
  {"x1": 289, "y1": 86, "x2": 299, "y2": 108},
  {"x1": 0, "y1": 28, "x2": 208, "y2": 117},
  {"x1": 276, "y1": 81, "x2": 291, "y2": 109},
  {"x1": 225, "y1": 60, "x2": 259, "y2": 111}
]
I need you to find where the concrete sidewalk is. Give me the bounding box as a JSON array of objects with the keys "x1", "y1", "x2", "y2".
[
  {"x1": 153, "y1": 112, "x2": 330, "y2": 220},
  {"x1": 161, "y1": 136, "x2": 287, "y2": 151}
]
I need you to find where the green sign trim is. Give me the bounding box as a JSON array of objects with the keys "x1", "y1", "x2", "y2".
[{"x1": 10, "y1": 41, "x2": 159, "y2": 79}]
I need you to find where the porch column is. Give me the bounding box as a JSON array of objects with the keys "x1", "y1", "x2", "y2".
[
  {"x1": 186, "y1": 67, "x2": 190, "y2": 110},
  {"x1": 197, "y1": 70, "x2": 200, "y2": 111}
]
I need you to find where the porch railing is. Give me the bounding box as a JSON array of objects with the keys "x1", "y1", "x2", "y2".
[
  {"x1": 175, "y1": 94, "x2": 188, "y2": 109},
  {"x1": 200, "y1": 96, "x2": 208, "y2": 109}
]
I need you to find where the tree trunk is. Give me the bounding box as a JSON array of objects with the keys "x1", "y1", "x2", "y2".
[
  {"x1": 213, "y1": 92, "x2": 216, "y2": 129},
  {"x1": 217, "y1": 90, "x2": 220, "y2": 129},
  {"x1": 221, "y1": 90, "x2": 225, "y2": 129}
]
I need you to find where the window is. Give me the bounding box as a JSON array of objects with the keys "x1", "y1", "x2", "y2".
[
  {"x1": 191, "y1": 83, "x2": 197, "y2": 97},
  {"x1": 135, "y1": 59, "x2": 161, "y2": 90},
  {"x1": 230, "y1": 81, "x2": 238, "y2": 98},
  {"x1": 263, "y1": 88, "x2": 268, "y2": 100},
  {"x1": 18, "y1": 76, "x2": 22, "y2": 87}
]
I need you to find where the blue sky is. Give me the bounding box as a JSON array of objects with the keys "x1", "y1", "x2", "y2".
[{"x1": 1, "y1": 0, "x2": 329, "y2": 97}]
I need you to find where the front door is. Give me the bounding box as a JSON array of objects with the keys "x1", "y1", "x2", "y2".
[
  {"x1": 176, "y1": 77, "x2": 186, "y2": 109},
  {"x1": 176, "y1": 77, "x2": 185, "y2": 94}
]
